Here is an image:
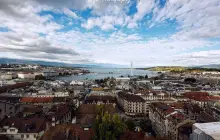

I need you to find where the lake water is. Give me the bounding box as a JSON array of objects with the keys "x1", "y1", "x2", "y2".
[{"x1": 57, "y1": 68, "x2": 158, "y2": 81}]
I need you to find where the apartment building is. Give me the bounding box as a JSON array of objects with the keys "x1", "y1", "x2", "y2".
[
  {"x1": 184, "y1": 92, "x2": 220, "y2": 108},
  {"x1": 117, "y1": 92, "x2": 146, "y2": 116},
  {"x1": 117, "y1": 90, "x2": 173, "y2": 116},
  {"x1": 18, "y1": 72, "x2": 35, "y2": 79},
  {"x1": 0, "y1": 117, "x2": 46, "y2": 140},
  {"x1": 149, "y1": 102, "x2": 194, "y2": 140},
  {"x1": 85, "y1": 94, "x2": 116, "y2": 105},
  {"x1": 0, "y1": 100, "x2": 20, "y2": 121}
]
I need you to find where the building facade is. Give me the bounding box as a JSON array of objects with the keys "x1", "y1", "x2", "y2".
[{"x1": 0, "y1": 100, "x2": 20, "y2": 121}]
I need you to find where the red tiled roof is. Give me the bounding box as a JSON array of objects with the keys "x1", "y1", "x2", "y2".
[
  {"x1": 170, "y1": 103, "x2": 184, "y2": 109},
  {"x1": 184, "y1": 92, "x2": 209, "y2": 98},
  {"x1": 21, "y1": 97, "x2": 54, "y2": 103},
  {"x1": 184, "y1": 92, "x2": 220, "y2": 101},
  {"x1": 170, "y1": 113, "x2": 185, "y2": 120},
  {"x1": 21, "y1": 97, "x2": 34, "y2": 103}
]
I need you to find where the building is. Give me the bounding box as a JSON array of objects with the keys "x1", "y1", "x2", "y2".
[
  {"x1": 116, "y1": 77, "x2": 130, "y2": 86},
  {"x1": 85, "y1": 94, "x2": 116, "y2": 105},
  {"x1": 17, "y1": 73, "x2": 35, "y2": 79},
  {"x1": 0, "y1": 100, "x2": 20, "y2": 121},
  {"x1": 184, "y1": 92, "x2": 220, "y2": 108},
  {"x1": 184, "y1": 103, "x2": 203, "y2": 121},
  {"x1": 203, "y1": 101, "x2": 220, "y2": 121},
  {"x1": 45, "y1": 104, "x2": 72, "y2": 127},
  {"x1": 40, "y1": 124, "x2": 93, "y2": 140},
  {"x1": 178, "y1": 123, "x2": 193, "y2": 140},
  {"x1": 117, "y1": 92, "x2": 146, "y2": 116},
  {"x1": 0, "y1": 80, "x2": 16, "y2": 87},
  {"x1": 192, "y1": 122, "x2": 220, "y2": 140},
  {"x1": 0, "y1": 117, "x2": 46, "y2": 140},
  {"x1": 42, "y1": 70, "x2": 59, "y2": 77},
  {"x1": 149, "y1": 102, "x2": 177, "y2": 137},
  {"x1": 149, "y1": 102, "x2": 194, "y2": 140},
  {"x1": 1, "y1": 74, "x2": 12, "y2": 80},
  {"x1": 76, "y1": 104, "x2": 116, "y2": 128},
  {"x1": 167, "y1": 113, "x2": 194, "y2": 140},
  {"x1": 70, "y1": 80, "x2": 84, "y2": 86},
  {"x1": 0, "y1": 72, "x2": 17, "y2": 80},
  {"x1": 134, "y1": 90, "x2": 171, "y2": 113}
]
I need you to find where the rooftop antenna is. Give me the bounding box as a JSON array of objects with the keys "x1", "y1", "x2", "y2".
[{"x1": 130, "y1": 62, "x2": 133, "y2": 77}]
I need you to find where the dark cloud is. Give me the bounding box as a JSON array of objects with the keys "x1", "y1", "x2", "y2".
[
  {"x1": 34, "y1": 0, "x2": 89, "y2": 9},
  {"x1": 0, "y1": 34, "x2": 79, "y2": 56},
  {"x1": 0, "y1": 0, "x2": 29, "y2": 17}
]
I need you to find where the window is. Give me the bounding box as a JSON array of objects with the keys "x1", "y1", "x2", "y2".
[
  {"x1": 26, "y1": 135, "x2": 29, "y2": 138},
  {"x1": 10, "y1": 129, "x2": 15, "y2": 132},
  {"x1": 21, "y1": 135, "x2": 24, "y2": 138},
  {"x1": 9, "y1": 107, "x2": 13, "y2": 110}
]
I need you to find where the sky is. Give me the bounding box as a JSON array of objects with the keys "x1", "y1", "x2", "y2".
[{"x1": 0, "y1": 0, "x2": 220, "y2": 67}]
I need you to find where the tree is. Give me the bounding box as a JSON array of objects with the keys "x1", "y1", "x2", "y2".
[
  {"x1": 93, "y1": 105, "x2": 127, "y2": 140},
  {"x1": 145, "y1": 74, "x2": 148, "y2": 79},
  {"x1": 184, "y1": 77, "x2": 196, "y2": 83},
  {"x1": 159, "y1": 73, "x2": 165, "y2": 79},
  {"x1": 125, "y1": 120, "x2": 135, "y2": 131},
  {"x1": 35, "y1": 74, "x2": 45, "y2": 80},
  {"x1": 138, "y1": 76, "x2": 144, "y2": 80}
]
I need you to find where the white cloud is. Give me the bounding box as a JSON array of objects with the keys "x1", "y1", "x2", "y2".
[
  {"x1": 127, "y1": 0, "x2": 155, "y2": 28},
  {"x1": 152, "y1": 0, "x2": 220, "y2": 39},
  {"x1": 175, "y1": 50, "x2": 220, "y2": 66},
  {"x1": 63, "y1": 8, "x2": 79, "y2": 19},
  {"x1": 0, "y1": 0, "x2": 220, "y2": 66},
  {"x1": 82, "y1": 15, "x2": 126, "y2": 30}
]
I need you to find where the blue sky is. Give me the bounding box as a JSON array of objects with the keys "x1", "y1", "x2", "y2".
[{"x1": 0, "y1": 0, "x2": 220, "y2": 67}]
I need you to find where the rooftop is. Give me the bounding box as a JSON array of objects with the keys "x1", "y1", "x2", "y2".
[
  {"x1": 40, "y1": 124, "x2": 93, "y2": 140},
  {"x1": 194, "y1": 122, "x2": 220, "y2": 139},
  {"x1": 1, "y1": 116, "x2": 45, "y2": 133},
  {"x1": 118, "y1": 92, "x2": 145, "y2": 102}
]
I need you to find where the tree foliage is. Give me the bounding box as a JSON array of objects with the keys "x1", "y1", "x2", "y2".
[
  {"x1": 184, "y1": 77, "x2": 196, "y2": 83},
  {"x1": 145, "y1": 74, "x2": 148, "y2": 79},
  {"x1": 93, "y1": 105, "x2": 127, "y2": 140},
  {"x1": 125, "y1": 120, "x2": 135, "y2": 131},
  {"x1": 35, "y1": 74, "x2": 45, "y2": 80}
]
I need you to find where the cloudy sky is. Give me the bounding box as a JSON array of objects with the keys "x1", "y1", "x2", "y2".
[{"x1": 0, "y1": 0, "x2": 220, "y2": 67}]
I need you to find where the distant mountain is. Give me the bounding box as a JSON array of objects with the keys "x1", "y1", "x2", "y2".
[
  {"x1": 0, "y1": 58, "x2": 100, "y2": 68},
  {"x1": 0, "y1": 58, "x2": 125, "y2": 68},
  {"x1": 196, "y1": 64, "x2": 220, "y2": 69}
]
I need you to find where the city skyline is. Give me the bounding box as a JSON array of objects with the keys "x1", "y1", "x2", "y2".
[{"x1": 0, "y1": 0, "x2": 220, "y2": 67}]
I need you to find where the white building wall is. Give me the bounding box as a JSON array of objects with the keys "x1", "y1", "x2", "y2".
[{"x1": 18, "y1": 73, "x2": 35, "y2": 79}]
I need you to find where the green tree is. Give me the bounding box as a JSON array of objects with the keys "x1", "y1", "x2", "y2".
[
  {"x1": 35, "y1": 74, "x2": 45, "y2": 80},
  {"x1": 145, "y1": 74, "x2": 148, "y2": 79},
  {"x1": 93, "y1": 105, "x2": 127, "y2": 140},
  {"x1": 125, "y1": 119, "x2": 135, "y2": 131}
]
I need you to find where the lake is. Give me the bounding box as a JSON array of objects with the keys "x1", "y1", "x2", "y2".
[{"x1": 57, "y1": 68, "x2": 158, "y2": 81}]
